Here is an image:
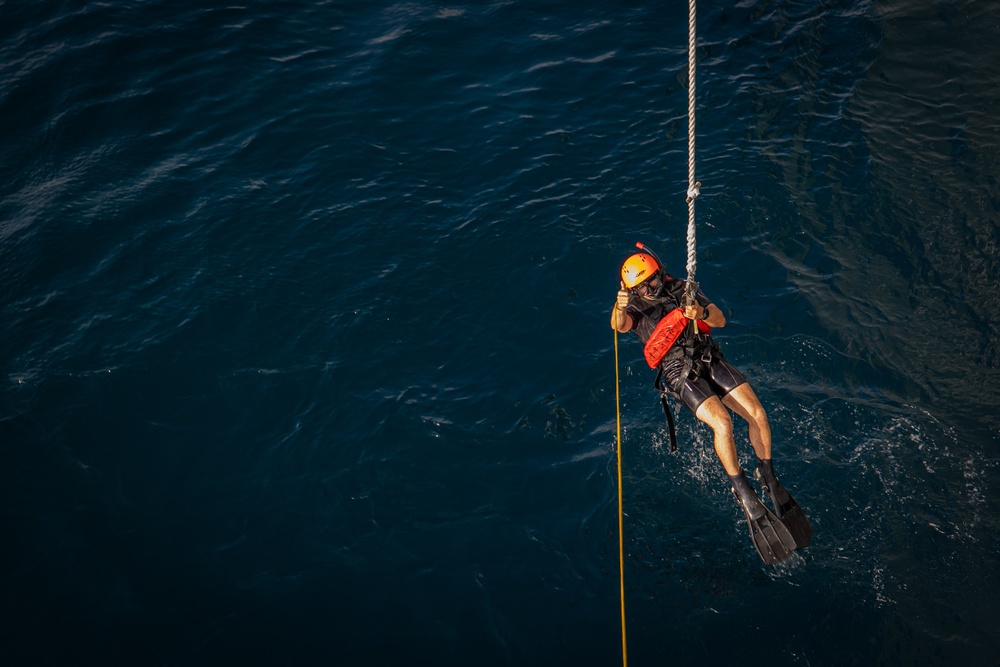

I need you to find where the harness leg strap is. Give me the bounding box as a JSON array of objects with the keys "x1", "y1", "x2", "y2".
[
  {"x1": 653, "y1": 367, "x2": 679, "y2": 452},
  {"x1": 660, "y1": 393, "x2": 678, "y2": 452}
]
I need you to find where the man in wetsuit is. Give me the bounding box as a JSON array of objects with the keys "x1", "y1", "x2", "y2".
[{"x1": 611, "y1": 250, "x2": 811, "y2": 562}]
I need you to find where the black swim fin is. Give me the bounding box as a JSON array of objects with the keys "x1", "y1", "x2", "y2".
[
  {"x1": 729, "y1": 471, "x2": 797, "y2": 565},
  {"x1": 756, "y1": 460, "x2": 813, "y2": 550}
]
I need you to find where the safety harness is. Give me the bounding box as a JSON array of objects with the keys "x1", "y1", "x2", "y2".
[{"x1": 649, "y1": 321, "x2": 716, "y2": 452}]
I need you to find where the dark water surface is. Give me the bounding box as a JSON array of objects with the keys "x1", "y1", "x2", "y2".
[{"x1": 2, "y1": 1, "x2": 998, "y2": 665}]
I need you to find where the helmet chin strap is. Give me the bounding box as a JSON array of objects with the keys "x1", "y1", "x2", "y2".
[
  {"x1": 650, "y1": 272, "x2": 667, "y2": 298},
  {"x1": 641, "y1": 287, "x2": 671, "y2": 304}
]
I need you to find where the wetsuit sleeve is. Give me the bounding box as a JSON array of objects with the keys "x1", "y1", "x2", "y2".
[
  {"x1": 625, "y1": 306, "x2": 656, "y2": 343},
  {"x1": 625, "y1": 305, "x2": 642, "y2": 326}
]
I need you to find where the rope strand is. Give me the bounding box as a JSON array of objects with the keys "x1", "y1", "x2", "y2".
[{"x1": 685, "y1": 0, "x2": 699, "y2": 308}]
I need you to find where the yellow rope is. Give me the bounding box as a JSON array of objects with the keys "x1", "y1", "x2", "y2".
[{"x1": 614, "y1": 329, "x2": 628, "y2": 666}]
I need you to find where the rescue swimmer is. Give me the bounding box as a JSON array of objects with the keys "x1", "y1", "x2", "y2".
[{"x1": 611, "y1": 247, "x2": 812, "y2": 564}]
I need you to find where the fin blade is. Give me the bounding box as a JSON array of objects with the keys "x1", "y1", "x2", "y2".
[
  {"x1": 740, "y1": 503, "x2": 796, "y2": 565},
  {"x1": 761, "y1": 477, "x2": 813, "y2": 550},
  {"x1": 779, "y1": 503, "x2": 813, "y2": 549}
]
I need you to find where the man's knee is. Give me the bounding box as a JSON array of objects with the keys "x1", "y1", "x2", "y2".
[
  {"x1": 745, "y1": 399, "x2": 768, "y2": 427},
  {"x1": 696, "y1": 397, "x2": 733, "y2": 434},
  {"x1": 728, "y1": 383, "x2": 768, "y2": 423}
]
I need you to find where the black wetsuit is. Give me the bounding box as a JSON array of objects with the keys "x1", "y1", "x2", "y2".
[{"x1": 625, "y1": 274, "x2": 746, "y2": 413}]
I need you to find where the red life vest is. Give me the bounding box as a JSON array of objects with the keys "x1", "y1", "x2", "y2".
[{"x1": 643, "y1": 307, "x2": 711, "y2": 368}]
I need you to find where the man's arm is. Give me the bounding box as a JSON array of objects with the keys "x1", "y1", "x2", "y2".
[{"x1": 683, "y1": 302, "x2": 726, "y2": 328}]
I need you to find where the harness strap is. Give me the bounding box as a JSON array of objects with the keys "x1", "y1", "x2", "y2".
[
  {"x1": 652, "y1": 332, "x2": 720, "y2": 453},
  {"x1": 660, "y1": 393, "x2": 678, "y2": 453},
  {"x1": 652, "y1": 367, "x2": 679, "y2": 452}
]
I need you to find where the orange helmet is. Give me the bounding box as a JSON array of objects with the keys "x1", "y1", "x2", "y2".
[{"x1": 621, "y1": 253, "x2": 660, "y2": 288}]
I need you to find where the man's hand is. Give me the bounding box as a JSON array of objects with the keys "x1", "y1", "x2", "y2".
[
  {"x1": 611, "y1": 281, "x2": 633, "y2": 332},
  {"x1": 684, "y1": 303, "x2": 706, "y2": 320},
  {"x1": 616, "y1": 282, "x2": 631, "y2": 310}
]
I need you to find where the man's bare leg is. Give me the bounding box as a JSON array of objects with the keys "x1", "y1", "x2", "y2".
[
  {"x1": 722, "y1": 382, "x2": 771, "y2": 460},
  {"x1": 695, "y1": 395, "x2": 740, "y2": 475}
]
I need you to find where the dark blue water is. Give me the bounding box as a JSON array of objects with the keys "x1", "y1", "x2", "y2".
[{"x1": 2, "y1": 1, "x2": 998, "y2": 665}]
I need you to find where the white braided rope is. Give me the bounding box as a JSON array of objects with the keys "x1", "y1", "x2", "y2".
[{"x1": 685, "y1": 0, "x2": 699, "y2": 306}]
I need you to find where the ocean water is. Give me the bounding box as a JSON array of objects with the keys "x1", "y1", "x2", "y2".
[{"x1": 2, "y1": 1, "x2": 998, "y2": 665}]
